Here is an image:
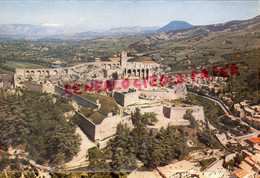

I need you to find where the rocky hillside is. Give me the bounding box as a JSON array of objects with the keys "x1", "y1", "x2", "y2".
[{"x1": 129, "y1": 15, "x2": 260, "y2": 52}]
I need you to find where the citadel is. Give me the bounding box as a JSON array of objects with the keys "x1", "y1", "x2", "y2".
[{"x1": 2, "y1": 52, "x2": 205, "y2": 152}]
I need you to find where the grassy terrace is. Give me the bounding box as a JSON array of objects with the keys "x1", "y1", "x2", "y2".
[
  {"x1": 80, "y1": 92, "x2": 119, "y2": 125},
  {"x1": 4, "y1": 61, "x2": 45, "y2": 69}
]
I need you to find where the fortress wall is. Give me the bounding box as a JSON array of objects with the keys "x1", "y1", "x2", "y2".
[
  {"x1": 141, "y1": 83, "x2": 187, "y2": 100},
  {"x1": 75, "y1": 111, "x2": 96, "y2": 141},
  {"x1": 124, "y1": 92, "x2": 139, "y2": 106},
  {"x1": 55, "y1": 84, "x2": 67, "y2": 95},
  {"x1": 16, "y1": 68, "x2": 68, "y2": 78},
  {"x1": 95, "y1": 115, "x2": 132, "y2": 141},
  {"x1": 15, "y1": 69, "x2": 25, "y2": 76},
  {"x1": 95, "y1": 115, "x2": 121, "y2": 141},
  {"x1": 75, "y1": 112, "x2": 131, "y2": 143},
  {"x1": 113, "y1": 91, "x2": 139, "y2": 107},
  {"x1": 167, "y1": 106, "x2": 205, "y2": 122},
  {"x1": 23, "y1": 81, "x2": 43, "y2": 92},
  {"x1": 113, "y1": 92, "x2": 125, "y2": 106},
  {"x1": 55, "y1": 85, "x2": 98, "y2": 108}
]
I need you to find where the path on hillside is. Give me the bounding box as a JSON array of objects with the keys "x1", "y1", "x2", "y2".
[
  {"x1": 188, "y1": 91, "x2": 231, "y2": 114},
  {"x1": 65, "y1": 126, "x2": 96, "y2": 168},
  {"x1": 188, "y1": 90, "x2": 256, "y2": 131},
  {"x1": 204, "y1": 159, "x2": 229, "y2": 173}
]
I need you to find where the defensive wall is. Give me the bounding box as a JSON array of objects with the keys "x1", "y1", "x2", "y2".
[
  {"x1": 140, "y1": 83, "x2": 187, "y2": 100},
  {"x1": 14, "y1": 51, "x2": 161, "y2": 88},
  {"x1": 112, "y1": 91, "x2": 139, "y2": 107},
  {"x1": 15, "y1": 60, "x2": 158, "y2": 79},
  {"x1": 139, "y1": 105, "x2": 205, "y2": 135},
  {"x1": 163, "y1": 105, "x2": 205, "y2": 122},
  {"x1": 74, "y1": 111, "x2": 96, "y2": 141},
  {"x1": 23, "y1": 81, "x2": 43, "y2": 92},
  {"x1": 75, "y1": 111, "x2": 132, "y2": 148},
  {"x1": 20, "y1": 82, "x2": 98, "y2": 109},
  {"x1": 55, "y1": 85, "x2": 98, "y2": 109}
]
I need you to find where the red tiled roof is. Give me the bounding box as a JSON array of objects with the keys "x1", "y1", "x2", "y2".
[
  {"x1": 246, "y1": 116, "x2": 253, "y2": 120},
  {"x1": 247, "y1": 137, "x2": 260, "y2": 144},
  {"x1": 108, "y1": 57, "x2": 120, "y2": 62},
  {"x1": 246, "y1": 155, "x2": 252, "y2": 159},
  {"x1": 108, "y1": 57, "x2": 133, "y2": 62},
  {"x1": 141, "y1": 61, "x2": 158, "y2": 64}
]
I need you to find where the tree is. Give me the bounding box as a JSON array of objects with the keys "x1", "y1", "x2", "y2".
[
  {"x1": 131, "y1": 108, "x2": 158, "y2": 126},
  {"x1": 109, "y1": 124, "x2": 137, "y2": 171},
  {"x1": 142, "y1": 112, "x2": 158, "y2": 126},
  {"x1": 0, "y1": 89, "x2": 81, "y2": 166},
  {"x1": 183, "y1": 109, "x2": 198, "y2": 128},
  {"x1": 87, "y1": 147, "x2": 111, "y2": 171},
  {"x1": 197, "y1": 129, "x2": 217, "y2": 148},
  {"x1": 112, "y1": 72, "x2": 119, "y2": 80}
]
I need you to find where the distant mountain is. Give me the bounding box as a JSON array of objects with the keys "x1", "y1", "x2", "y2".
[
  {"x1": 157, "y1": 21, "x2": 193, "y2": 32},
  {"x1": 70, "y1": 26, "x2": 158, "y2": 38},
  {"x1": 0, "y1": 24, "x2": 158, "y2": 40},
  {"x1": 0, "y1": 24, "x2": 66, "y2": 37},
  {"x1": 107, "y1": 26, "x2": 159, "y2": 35}
]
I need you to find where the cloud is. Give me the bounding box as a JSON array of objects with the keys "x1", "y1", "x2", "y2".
[
  {"x1": 41, "y1": 23, "x2": 64, "y2": 27},
  {"x1": 78, "y1": 18, "x2": 85, "y2": 24}
]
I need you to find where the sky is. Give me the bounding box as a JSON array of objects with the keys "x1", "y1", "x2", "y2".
[{"x1": 0, "y1": 1, "x2": 259, "y2": 31}]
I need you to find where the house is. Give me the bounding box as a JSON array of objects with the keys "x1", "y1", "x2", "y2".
[
  {"x1": 234, "y1": 103, "x2": 245, "y2": 117},
  {"x1": 240, "y1": 100, "x2": 249, "y2": 107},
  {"x1": 239, "y1": 154, "x2": 260, "y2": 175},
  {"x1": 227, "y1": 139, "x2": 238, "y2": 147},
  {"x1": 243, "y1": 116, "x2": 260, "y2": 130},
  {"x1": 244, "y1": 106, "x2": 255, "y2": 117},
  {"x1": 247, "y1": 137, "x2": 260, "y2": 148},
  {"x1": 230, "y1": 169, "x2": 256, "y2": 178}
]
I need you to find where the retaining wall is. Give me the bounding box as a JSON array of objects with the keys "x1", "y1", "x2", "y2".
[
  {"x1": 55, "y1": 85, "x2": 98, "y2": 108},
  {"x1": 23, "y1": 81, "x2": 43, "y2": 92},
  {"x1": 74, "y1": 111, "x2": 96, "y2": 141}
]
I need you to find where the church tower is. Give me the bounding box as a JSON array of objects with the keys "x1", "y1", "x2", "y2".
[{"x1": 120, "y1": 51, "x2": 127, "y2": 68}]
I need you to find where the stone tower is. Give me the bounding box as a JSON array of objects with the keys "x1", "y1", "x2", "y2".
[{"x1": 120, "y1": 51, "x2": 127, "y2": 67}]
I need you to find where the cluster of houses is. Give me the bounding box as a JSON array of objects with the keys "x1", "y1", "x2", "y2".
[
  {"x1": 185, "y1": 74, "x2": 227, "y2": 94},
  {"x1": 234, "y1": 100, "x2": 260, "y2": 130},
  {"x1": 230, "y1": 138, "x2": 260, "y2": 177}
]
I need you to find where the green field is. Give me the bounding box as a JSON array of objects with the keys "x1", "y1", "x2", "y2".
[{"x1": 4, "y1": 61, "x2": 45, "y2": 69}]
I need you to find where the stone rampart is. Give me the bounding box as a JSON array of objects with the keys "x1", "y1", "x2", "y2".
[
  {"x1": 163, "y1": 105, "x2": 205, "y2": 122},
  {"x1": 141, "y1": 83, "x2": 187, "y2": 100},
  {"x1": 55, "y1": 85, "x2": 98, "y2": 109},
  {"x1": 74, "y1": 111, "x2": 96, "y2": 141},
  {"x1": 23, "y1": 81, "x2": 43, "y2": 92}
]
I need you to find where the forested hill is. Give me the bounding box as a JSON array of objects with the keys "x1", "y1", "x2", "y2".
[{"x1": 0, "y1": 88, "x2": 81, "y2": 169}]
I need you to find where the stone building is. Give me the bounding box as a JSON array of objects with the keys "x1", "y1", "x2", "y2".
[
  {"x1": 113, "y1": 90, "x2": 139, "y2": 107},
  {"x1": 14, "y1": 52, "x2": 162, "y2": 88}
]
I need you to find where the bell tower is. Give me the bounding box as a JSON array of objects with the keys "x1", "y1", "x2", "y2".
[{"x1": 120, "y1": 51, "x2": 127, "y2": 68}]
